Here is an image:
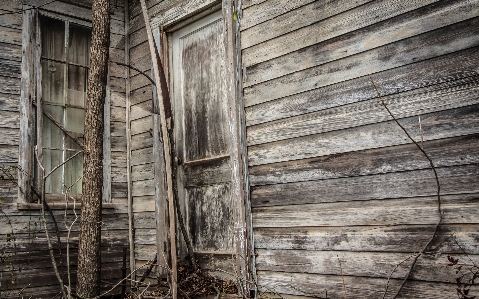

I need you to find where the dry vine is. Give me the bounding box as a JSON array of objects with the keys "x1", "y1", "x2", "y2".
[{"x1": 370, "y1": 77, "x2": 443, "y2": 299}]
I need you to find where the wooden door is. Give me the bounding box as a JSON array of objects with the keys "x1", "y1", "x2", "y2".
[{"x1": 171, "y1": 10, "x2": 234, "y2": 256}]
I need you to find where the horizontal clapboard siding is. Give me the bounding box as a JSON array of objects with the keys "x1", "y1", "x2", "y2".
[
  {"x1": 242, "y1": 0, "x2": 479, "y2": 297},
  {"x1": 128, "y1": 0, "x2": 157, "y2": 280}
]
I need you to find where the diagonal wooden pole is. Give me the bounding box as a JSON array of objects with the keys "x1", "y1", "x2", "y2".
[{"x1": 138, "y1": 1, "x2": 178, "y2": 298}]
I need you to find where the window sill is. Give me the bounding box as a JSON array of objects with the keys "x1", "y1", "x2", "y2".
[{"x1": 17, "y1": 202, "x2": 118, "y2": 210}]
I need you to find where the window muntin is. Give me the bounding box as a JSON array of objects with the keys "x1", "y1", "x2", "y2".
[{"x1": 38, "y1": 16, "x2": 91, "y2": 196}]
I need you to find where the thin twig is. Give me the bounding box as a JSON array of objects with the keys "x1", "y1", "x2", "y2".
[
  {"x1": 381, "y1": 254, "x2": 416, "y2": 299},
  {"x1": 35, "y1": 146, "x2": 67, "y2": 298},
  {"x1": 370, "y1": 77, "x2": 443, "y2": 299}
]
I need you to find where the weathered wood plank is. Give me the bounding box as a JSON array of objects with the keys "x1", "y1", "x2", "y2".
[
  {"x1": 241, "y1": 0, "x2": 267, "y2": 9},
  {"x1": 130, "y1": 115, "x2": 152, "y2": 135},
  {"x1": 109, "y1": 76, "x2": 126, "y2": 93},
  {"x1": 130, "y1": 146, "x2": 153, "y2": 166},
  {"x1": 134, "y1": 227, "x2": 157, "y2": 243},
  {"x1": 130, "y1": 71, "x2": 152, "y2": 91},
  {"x1": 241, "y1": 0, "x2": 315, "y2": 30},
  {"x1": 0, "y1": 25, "x2": 22, "y2": 45},
  {"x1": 132, "y1": 179, "x2": 155, "y2": 197},
  {"x1": 0, "y1": 109, "x2": 19, "y2": 128},
  {"x1": 130, "y1": 85, "x2": 153, "y2": 105},
  {"x1": 0, "y1": 144, "x2": 18, "y2": 162},
  {"x1": 251, "y1": 164, "x2": 479, "y2": 207},
  {"x1": 128, "y1": 12, "x2": 145, "y2": 34},
  {"x1": 110, "y1": 18, "x2": 124, "y2": 35},
  {"x1": 0, "y1": 42, "x2": 21, "y2": 62},
  {"x1": 252, "y1": 193, "x2": 479, "y2": 227},
  {"x1": 130, "y1": 131, "x2": 153, "y2": 151},
  {"x1": 109, "y1": 47, "x2": 125, "y2": 63},
  {"x1": 241, "y1": 0, "x2": 371, "y2": 45},
  {"x1": 248, "y1": 75, "x2": 479, "y2": 146},
  {"x1": 132, "y1": 196, "x2": 155, "y2": 213},
  {"x1": 110, "y1": 32, "x2": 125, "y2": 49},
  {"x1": 110, "y1": 90, "x2": 126, "y2": 107},
  {"x1": 0, "y1": 93, "x2": 19, "y2": 112},
  {"x1": 110, "y1": 106, "x2": 126, "y2": 122},
  {"x1": 0, "y1": 127, "x2": 19, "y2": 146},
  {"x1": 245, "y1": 46, "x2": 479, "y2": 125},
  {"x1": 256, "y1": 271, "x2": 457, "y2": 299},
  {"x1": 244, "y1": 17, "x2": 479, "y2": 106},
  {"x1": 0, "y1": 9, "x2": 22, "y2": 29},
  {"x1": 111, "y1": 151, "x2": 127, "y2": 168},
  {"x1": 250, "y1": 134, "x2": 479, "y2": 186},
  {"x1": 184, "y1": 155, "x2": 231, "y2": 187},
  {"x1": 111, "y1": 120, "x2": 126, "y2": 137},
  {"x1": 248, "y1": 104, "x2": 479, "y2": 166},
  {"x1": 129, "y1": 27, "x2": 147, "y2": 48},
  {"x1": 0, "y1": 75, "x2": 20, "y2": 95},
  {"x1": 133, "y1": 211, "x2": 156, "y2": 229},
  {"x1": 1, "y1": 58, "x2": 23, "y2": 78},
  {"x1": 256, "y1": 250, "x2": 479, "y2": 283},
  {"x1": 244, "y1": 0, "x2": 479, "y2": 85},
  {"x1": 243, "y1": 0, "x2": 439, "y2": 64},
  {"x1": 149, "y1": 0, "x2": 217, "y2": 28},
  {"x1": 253, "y1": 224, "x2": 479, "y2": 253},
  {"x1": 131, "y1": 162, "x2": 154, "y2": 182}
]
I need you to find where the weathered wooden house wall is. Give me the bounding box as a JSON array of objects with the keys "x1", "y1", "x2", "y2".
[
  {"x1": 242, "y1": 0, "x2": 479, "y2": 297},
  {"x1": 0, "y1": 0, "x2": 130, "y2": 297},
  {"x1": 126, "y1": 0, "x2": 159, "y2": 281}
]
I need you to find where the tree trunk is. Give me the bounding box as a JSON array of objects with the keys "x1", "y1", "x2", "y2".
[{"x1": 76, "y1": 0, "x2": 110, "y2": 297}]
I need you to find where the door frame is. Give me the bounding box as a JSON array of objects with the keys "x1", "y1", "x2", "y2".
[{"x1": 150, "y1": 0, "x2": 252, "y2": 295}]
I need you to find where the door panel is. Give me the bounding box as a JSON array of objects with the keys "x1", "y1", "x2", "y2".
[{"x1": 171, "y1": 10, "x2": 234, "y2": 255}]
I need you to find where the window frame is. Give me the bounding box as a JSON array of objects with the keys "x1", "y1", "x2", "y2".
[{"x1": 19, "y1": 8, "x2": 92, "y2": 203}]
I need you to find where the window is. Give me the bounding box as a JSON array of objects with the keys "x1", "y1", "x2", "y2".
[{"x1": 35, "y1": 15, "x2": 91, "y2": 198}]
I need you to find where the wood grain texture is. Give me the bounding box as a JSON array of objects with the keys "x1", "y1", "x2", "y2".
[
  {"x1": 240, "y1": 0, "x2": 319, "y2": 31},
  {"x1": 252, "y1": 193, "x2": 479, "y2": 227},
  {"x1": 0, "y1": 42, "x2": 21, "y2": 62},
  {"x1": 244, "y1": 17, "x2": 479, "y2": 107},
  {"x1": 0, "y1": 110, "x2": 19, "y2": 128},
  {"x1": 251, "y1": 164, "x2": 479, "y2": 207},
  {"x1": 130, "y1": 146, "x2": 153, "y2": 166},
  {"x1": 244, "y1": 0, "x2": 479, "y2": 86},
  {"x1": 253, "y1": 224, "x2": 479, "y2": 253},
  {"x1": 247, "y1": 75, "x2": 479, "y2": 146},
  {"x1": 149, "y1": 0, "x2": 217, "y2": 28},
  {"x1": 130, "y1": 115, "x2": 152, "y2": 135},
  {"x1": 250, "y1": 134, "x2": 479, "y2": 186},
  {"x1": 130, "y1": 131, "x2": 153, "y2": 151},
  {"x1": 248, "y1": 104, "x2": 479, "y2": 166},
  {"x1": 242, "y1": 0, "x2": 438, "y2": 66},
  {"x1": 245, "y1": 46, "x2": 479, "y2": 126},
  {"x1": 256, "y1": 250, "x2": 479, "y2": 283},
  {"x1": 256, "y1": 271, "x2": 457, "y2": 299},
  {"x1": 0, "y1": 25, "x2": 22, "y2": 45}
]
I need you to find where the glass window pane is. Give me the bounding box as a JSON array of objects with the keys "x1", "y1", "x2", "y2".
[
  {"x1": 65, "y1": 107, "x2": 85, "y2": 135},
  {"x1": 42, "y1": 104, "x2": 64, "y2": 149},
  {"x1": 67, "y1": 65, "x2": 87, "y2": 107},
  {"x1": 42, "y1": 60, "x2": 65, "y2": 105},
  {"x1": 43, "y1": 149, "x2": 64, "y2": 194},
  {"x1": 65, "y1": 151, "x2": 83, "y2": 195},
  {"x1": 41, "y1": 16, "x2": 65, "y2": 60},
  {"x1": 68, "y1": 24, "x2": 91, "y2": 66}
]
